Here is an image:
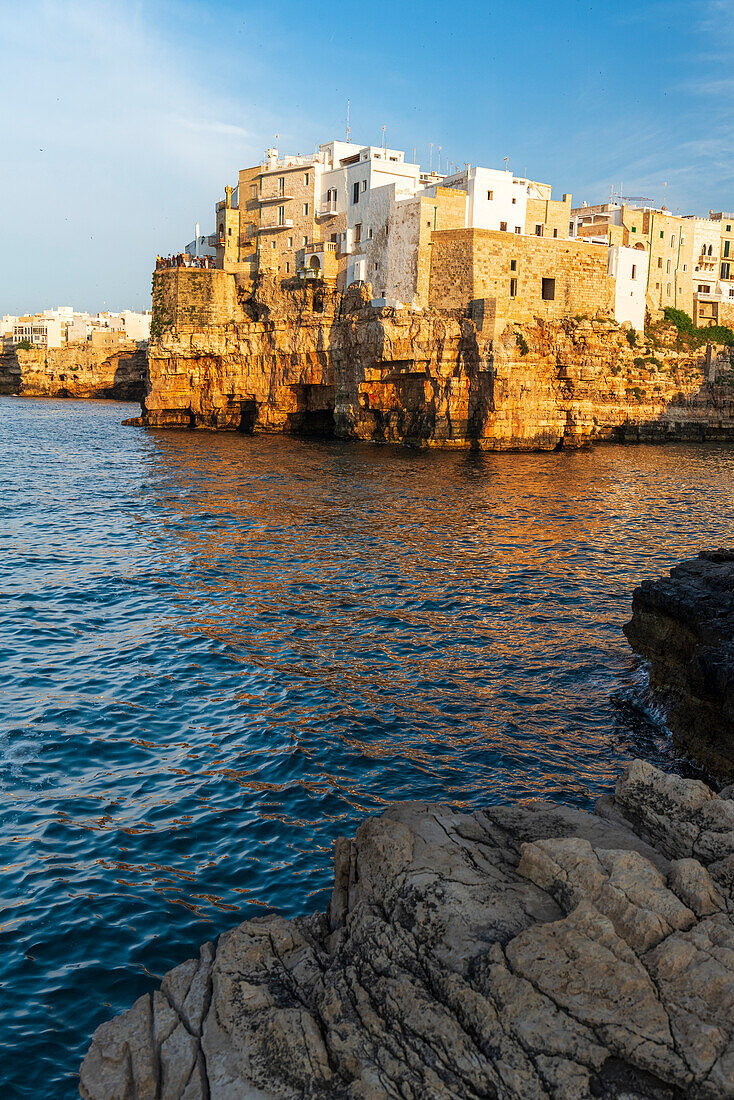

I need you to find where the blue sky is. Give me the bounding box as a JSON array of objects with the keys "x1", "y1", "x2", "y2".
[{"x1": 2, "y1": 0, "x2": 732, "y2": 313}]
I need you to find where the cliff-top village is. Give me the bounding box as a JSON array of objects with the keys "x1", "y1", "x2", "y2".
[{"x1": 165, "y1": 136, "x2": 734, "y2": 336}]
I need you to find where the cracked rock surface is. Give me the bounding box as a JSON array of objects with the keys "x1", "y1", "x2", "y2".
[
  {"x1": 80, "y1": 760, "x2": 734, "y2": 1099},
  {"x1": 624, "y1": 549, "x2": 734, "y2": 779}
]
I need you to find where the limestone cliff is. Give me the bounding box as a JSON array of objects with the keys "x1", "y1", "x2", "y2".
[
  {"x1": 0, "y1": 342, "x2": 146, "y2": 400},
  {"x1": 133, "y1": 269, "x2": 734, "y2": 449},
  {"x1": 80, "y1": 759, "x2": 734, "y2": 1099}
]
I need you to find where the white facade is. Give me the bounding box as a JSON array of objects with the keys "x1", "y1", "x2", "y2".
[
  {"x1": 13, "y1": 316, "x2": 63, "y2": 348},
  {"x1": 608, "y1": 245, "x2": 648, "y2": 330},
  {"x1": 120, "y1": 310, "x2": 152, "y2": 341}
]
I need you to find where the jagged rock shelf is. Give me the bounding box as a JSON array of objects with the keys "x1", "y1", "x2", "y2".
[
  {"x1": 80, "y1": 760, "x2": 734, "y2": 1099},
  {"x1": 625, "y1": 550, "x2": 734, "y2": 780},
  {"x1": 128, "y1": 270, "x2": 734, "y2": 450}
]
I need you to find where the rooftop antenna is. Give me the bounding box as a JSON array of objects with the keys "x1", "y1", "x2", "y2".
[
  {"x1": 438, "y1": 146, "x2": 442, "y2": 174},
  {"x1": 346, "y1": 100, "x2": 350, "y2": 143},
  {"x1": 504, "y1": 155, "x2": 509, "y2": 172},
  {"x1": 413, "y1": 145, "x2": 416, "y2": 164},
  {"x1": 430, "y1": 143, "x2": 433, "y2": 172},
  {"x1": 382, "y1": 124, "x2": 386, "y2": 153}
]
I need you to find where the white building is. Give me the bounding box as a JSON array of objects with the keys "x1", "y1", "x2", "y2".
[
  {"x1": 317, "y1": 142, "x2": 426, "y2": 287},
  {"x1": 607, "y1": 245, "x2": 648, "y2": 330},
  {"x1": 12, "y1": 316, "x2": 63, "y2": 348}
]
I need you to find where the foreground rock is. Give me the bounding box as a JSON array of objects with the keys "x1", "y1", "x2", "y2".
[
  {"x1": 625, "y1": 550, "x2": 734, "y2": 779},
  {"x1": 80, "y1": 760, "x2": 734, "y2": 1099},
  {"x1": 0, "y1": 343, "x2": 146, "y2": 400}
]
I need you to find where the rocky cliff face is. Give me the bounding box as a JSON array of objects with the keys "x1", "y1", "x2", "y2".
[
  {"x1": 625, "y1": 551, "x2": 734, "y2": 779},
  {"x1": 80, "y1": 759, "x2": 734, "y2": 1099},
  {"x1": 133, "y1": 271, "x2": 734, "y2": 449},
  {"x1": 0, "y1": 343, "x2": 146, "y2": 400}
]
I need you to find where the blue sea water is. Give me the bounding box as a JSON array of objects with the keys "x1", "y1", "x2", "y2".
[{"x1": 2, "y1": 395, "x2": 733, "y2": 1097}]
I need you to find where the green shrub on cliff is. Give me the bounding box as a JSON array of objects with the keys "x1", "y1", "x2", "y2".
[
  {"x1": 625, "y1": 328, "x2": 637, "y2": 347},
  {"x1": 663, "y1": 308, "x2": 734, "y2": 348},
  {"x1": 15, "y1": 339, "x2": 34, "y2": 350},
  {"x1": 515, "y1": 332, "x2": 529, "y2": 356}
]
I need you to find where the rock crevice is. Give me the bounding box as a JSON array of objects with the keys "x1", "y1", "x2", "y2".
[{"x1": 80, "y1": 760, "x2": 734, "y2": 1099}]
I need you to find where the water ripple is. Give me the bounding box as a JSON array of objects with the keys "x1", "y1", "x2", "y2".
[{"x1": 1, "y1": 396, "x2": 733, "y2": 1096}]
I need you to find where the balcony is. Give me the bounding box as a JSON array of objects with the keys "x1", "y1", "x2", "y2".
[
  {"x1": 258, "y1": 219, "x2": 294, "y2": 232},
  {"x1": 316, "y1": 205, "x2": 338, "y2": 219},
  {"x1": 259, "y1": 193, "x2": 293, "y2": 205}
]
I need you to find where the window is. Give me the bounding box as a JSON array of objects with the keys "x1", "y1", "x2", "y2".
[
  {"x1": 670, "y1": 235, "x2": 675, "y2": 247},
  {"x1": 368, "y1": 227, "x2": 373, "y2": 239},
  {"x1": 355, "y1": 223, "x2": 362, "y2": 243},
  {"x1": 666, "y1": 260, "x2": 671, "y2": 273},
  {"x1": 660, "y1": 230, "x2": 664, "y2": 239},
  {"x1": 512, "y1": 197, "x2": 517, "y2": 205},
  {"x1": 361, "y1": 180, "x2": 367, "y2": 192},
  {"x1": 353, "y1": 181, "x2": 360, "y2": 204},
  {"x1": 655, "y1": 282, "x2": 660, "y2": 289},
  {"x1": 374, "y1": 262, "x2": 378, "y2": 271},
  {"x1": 278, "y1": 177, "x2": 285, "y2": 196},
  {"x1": 510, "y1": 260, "x2": 517, "y2": 271},
  {"x1": 252, "y1": 184, "x2": 258, "y2": 198},
  {"x1": 510, "y1": 278, "x2": 517, "y2": 298},
  {"x1": 535, "y1": 224, "x2": 543, "y2": 236},
  {"x1": 304, "y1": 173, "x2": 309, "y2": 186},
  {"x1": 541, "y1": 277, "x2": 555, "y2": 300},
  {"x1": 515, "y1": 226, "x2": 521, "y2": 234},
  {"x1": 285, "y1": 262, "x2": 290, "y2": 273},
  {"x1": 487, "y1": 190, "x2": 494, "y2": 200},
  {"x1": 657, "y1": 257, "x2": 662, "y2": 268},
  {"x1": 631, "y1": 264, "x2": 637, "y2": 280},
  {"x1": 553, "y1": 228, "x2": 558, "y2": 238},
  {"x1": 271, "y1": 241, "x2": 276, "y2": 250},
  {"x1": 500, "y1": 221, "x2": 508, "y2": 232},
  {"x1": 683, "y1": 265, "x2": 687, "y2": 272},
  {"x1": 631, "y1": 226, "x2": 637, "y2": 233},
  {"x1": 727, "y1": 224, "x2": 732, "y2": 232},
  {"x1": 288, "y1": 236, "x2": 293, "y2": 248},
  {"x1": 722, "y1": 262, "x2": 731, "y2": 279},
  {"x1": 667, "y1": 283, "x2": 671, "y2": 295},
  {"x1": 228, "y1": 227, "x2": 231, "y2": 235},
  {"x1": 278, "y1": 205, "x2": 285, "y2": 226},
  {"x1": 724, "y1": 241, "x2": 730, "y2": 258},
  {"x1": 303, "y1": 203, "x2": 309, "y2": 216}
]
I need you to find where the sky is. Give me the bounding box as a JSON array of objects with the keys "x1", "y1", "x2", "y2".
[{"x1": 1, "y1": 0, "x2": 733, "y2": 314}]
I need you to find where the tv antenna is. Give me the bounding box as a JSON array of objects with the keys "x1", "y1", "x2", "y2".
[{"x1": 346, "y1": 100, "x2": 350, "y2": 143}]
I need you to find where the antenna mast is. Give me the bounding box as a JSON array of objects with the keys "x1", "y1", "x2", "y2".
[{"x1": 346, "y1": 100, "x2": 350, "y2": 143}]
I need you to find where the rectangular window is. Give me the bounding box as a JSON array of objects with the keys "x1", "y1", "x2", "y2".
[
  {"x1": 667, "y1": 283, "x2": 671, "y2": 295},
  {"x1": 658, "y1": 257, "x2": 662, "y2": 268},
  {"x1": 722, "y1": 262, "x2": 731, "y2": 279},
  {"x1": 355, "y1": 223, "x2": 362, "y2": 243},
  {"x1": 353, "y1": 181, "x2": 360, "y2": 204},
  {"x1": 278, "y1": 177, "x2": 285, "y2": 196},
  {"x1": 361, "y1": 179, "x2": 367, "y2": 192},
  {"x1": 631, "y1": 226, "x2": 637, "y2": 233},
  {"x1": 303, "y1": 236, "x2": 308, "y2": 246},
  {"x1": 278, "y1": 205, "x2": 285, "y2": 226},
  {"x1": 535, "y1": 224, "x2": 543, "y2": 236},
  {"x1": 303, "y1": 203, "x2": 309, "y2": 216},
  {"x1": 724, "y1": 241, "x2": 730, "y2": 258},
  {"x1": 510, "y1": 259, "x2": 517, "y2": 271},
  {"x1": 515, "y1": 226, "x2": 521, "y2": 234},
  {"x1": 542, "y1": 277, "x2": 555, "y2": 300},
  {"x1": 631, "y1": 264, "x2": 637, "y2": 280},
  {"x1": 288, "y1": 236, "x2": 293, "y2": 248},
  {"x1": 374, "y1": 262, "x2": 378, "y2": 271},
  {"x1": 500, "y1": 221, "x2": 508, "y2": 232},
  {"x1": 487, "y1": 190, "x2": 493, "y2": 200},
  {"x1": 671, "y1": 235, "x2": 675, "y2": 247},
  {"x1": 660, "y1": 230, "x2": 664, "y2": 238},
  {"x1": 512, "y1": 196, "x2": 517, "y2": 205},
  {"x1": 285, "y1": 262, "x2": 290, "y2": 273},
  {"x1": 667, "y1": 260, "x2": 671, "y2": 273},
  {"x1": 304, "y1": 173, "x2": 309, "y2": 186},
  {"x1": 510, "y1": 278, "x2": 517, "y2": 298},
  {"x1": 368, "y1": 227, "x2": 373, "y2": 239},
  {"x1": 727, "y1": 224, "x2": 732, "y2": 232},
  {"x1": 553, "y1": 228, "x2": 558, "y2": 238}
]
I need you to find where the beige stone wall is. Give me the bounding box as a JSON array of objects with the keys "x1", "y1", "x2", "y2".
[
  {"x1": 152, "y1": 269, "x2": 243, "y2": 333},
  {"x1": 238, "y1": 166, "x2": 261, "y2": 265},
  {"x1": 257, "y1": 163, "x2": 320, "y2": 278},
  {"x1": 524, "y1": 195, "x2": 572, "y2": 239},
  {"x1": 428, "y1": 229, "x2": 614, "y2": 325}
]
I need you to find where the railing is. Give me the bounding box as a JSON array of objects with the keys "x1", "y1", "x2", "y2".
[
  {"x1": 258, "y1": 219, "x2": 294, "y2": 231},
  {"x1": 316, "y1": 205, "x2": 338, "y2": 218},
  {"x1": 304, "y1": 242, "x2": 337, "y2": 254},
  {"x1": 259, "y1": 193, "x2": 293, "y2": 205}
]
